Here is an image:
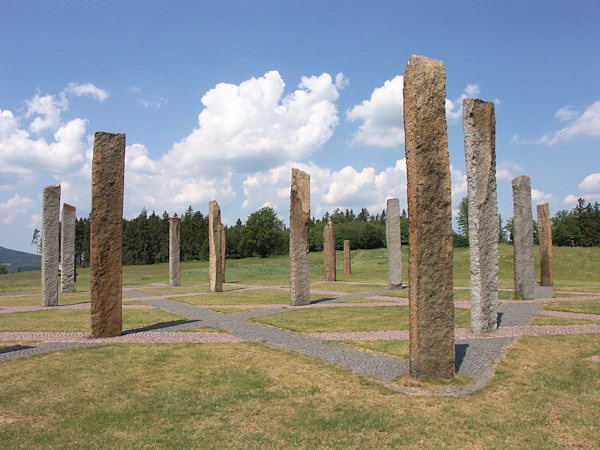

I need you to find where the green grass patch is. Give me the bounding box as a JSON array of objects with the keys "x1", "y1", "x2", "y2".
[
  {"x1": 531, "y1": 315, "x2": 598, "y2": 326},
  {"x1": 0, "y1": 309, "x2": 186, "y2": 332},
  {"x1": 174, "y1": 290, "x2": 330, "y2": 306},
  {"x1": 0, "y1": 292, "x2": 92, "y2": 307},
  {"x1": 136, "y1": 284, "x2": 211, "y2": 296},
  {"x1": 340, "y1": 297, "x2": 398, "y2": 303},
  {"x1": 543, "y1": 299, "x2": 600, "y2": 315},
  {"x1": 552, "y1": 292, "x2": 599, "y2": 298},
  {"x1": 252, "y1": 306, "x2": 471, "y2": 332},
  {"x1": 336, "y1": 339, "x2": 410, "y2": 360},
  {"x1": 312, "y1": 283, "x2": 387, "y2": 293},
  {"x1": 209, "y1": 308, "x2": 258, "y2": 314}
]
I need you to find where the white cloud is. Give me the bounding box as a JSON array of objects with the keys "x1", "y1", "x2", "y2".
[
  {"x1": 164, "y1": 70, "x2": 341, "y2": 176},
  {"x1": 347, "y1": 75, "x2": 404, "y2": 147},
  {"x1": 64, "y1": 82, "x2": 109, "y2": 102},
  {"x1": 0, "y1": 194, "x2": 34, "y2": 224},
  {"x1": 537, "y1": 101, "x2": 600, "y2": 145},
  {"x1": 496, "y1": 160, "x2": 524, "y2": 181},
  {"x1": 335, "y1": 73, "x2": 349, "y2": 90},
  {"x1": 450, "y1": 165, "x2": 468, "y2": 201},
  {"x1": 445, "y1": 84, "x2": 481, "y2": 122},
  {"x1": 555, "y1": 105, "x2": 579, "y2": 122},
  {"x1": 531, "y1": 189, "x2": 554, "y2": 203},
  {"x1": 28, "y1": 214, "x2": 41, "y2": 230},
  {"x1": 563, "y1": 194, "x2": 578, "y2": 206},
  {"x1": 578, "y1": 172, "x2": 600, "y2": 192},
  {"x1": 137, "y1": 97, "x2": 169, "y2": 109},
  {"x1": 25, "y1": 92, "x2": 67, "y2": 133}
]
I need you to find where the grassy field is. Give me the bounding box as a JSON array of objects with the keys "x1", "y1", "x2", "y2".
[{"x1": 0, "y1": 245, "x2": 599, "y2": 446}]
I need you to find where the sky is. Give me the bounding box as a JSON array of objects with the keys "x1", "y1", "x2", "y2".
[{"x1": 1, "y1": 1, "x2": 599, "y2": 253}]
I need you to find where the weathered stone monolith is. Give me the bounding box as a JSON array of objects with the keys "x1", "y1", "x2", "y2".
[
  {"x1": 90, "y1": 132, "x2": 125, "y2": 337},
  {"x1": 220, "y1": 224, "x2": 226, "y2": 283},
  {"x1": 404, "y1": 55, "x2": 455, "y2": 379},
  {"x1": 343, "y1": 240, "x2": 351, "y2": 275},
  {"x1": 60, "y1": 203, "x2": 76, "y2": 293},
  {"x1": 323, "y1": 221, "x2": 336, "y2": 282},
  {"x1": 290, "y1": 168, "x2": 311, "y2": 306},
  {"x1": 386, "y1": 198, "x2": 402, "y2": 289},
  {"x1": 512, "y1": 175, "x2": 535, "y2": 300},
  {"x1": 169, "y1": 217, "x2": 180, "y2": 286},
  {"x1": 463, "y1": 98, "x2": 499, "y2": 334},
  {"x1": 209, "y1": 200, "x2": 223, "y2": 293},
  {"x1": 42, "y1": 184, "x2": 61, "y2": 306},
  {"x1": 537, "y1": 203, "x2": 553, "y2": 286}
]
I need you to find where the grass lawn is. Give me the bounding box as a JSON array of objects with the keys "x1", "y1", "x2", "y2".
[
  {"x1": 252, "y1": 306, "x2": 472, "y2": 332},
  {"x1": 0, "y1": 335, "x2": 598, "y2": 447},
  {"x1": 136, "y1": 285, "x2": 210, "y2": 295},
  {"x1": 0, "y1": 292, "x2": 93, "y2": 307},
  {"x1": 173, "y1": 290, "x2": 331, "y2": 306},
  {"x1": 0, "y1": 309, "x2": 186, "y2": 332},
  {"x1": 531, "y1": 315, "x2": 598, "y2": 326},
  {"x1": 543, "y1": 299, "x2": 600, "y2": 315},
  {"x1": 337, "y1": 339, "x2": 410, "y2": 361},
  {"x1": 311, "y1": 282, "x2": 387, "y2": 293}
]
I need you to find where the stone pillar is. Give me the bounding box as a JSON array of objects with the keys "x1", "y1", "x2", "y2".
[
  {"x1": 463, "y1": 98, "x2": 499, "y2": 334},
  {"x1": 42, "y1": 184, "x2": 61, "y2": 306},
  {"x1": 343, "y1": 240, "x2": 351, "y2": 275},
  {"x1": 404, "y1": 55, "x2": 455, "y2": 379},
  {"x1": 220, "y1": 224, "x2": 226, "y2": 283},
  {"x1": 60, "y1": 203, "x2": 76, "y2": 293},
  {"x1": 208, "y1": 200, "x2": 223, "y2": 293},
  {"x1": 537, "y1": 203, "x2": 553, "y2": 286},
  {"x1": 290, "y1": 168, "x2": 311, "y2": 306},
  {"x1": 90, "y1": 132, "x2": 125, "y2": 338},
  {"x1": 386, "y1": 198, "x2": 402, "y2": 289},
  {"x1": 169, "y1": 217, "x2": 180, "y2": 286},
  {"x1": 512, "y1": 175, "x2": 535, "y2": 300},
  {"x1": 323, "y1": 221, "x2": 336, "y2": 281}
]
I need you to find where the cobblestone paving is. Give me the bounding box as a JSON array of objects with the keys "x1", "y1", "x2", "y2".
[{"x1": 2, "y1": 283, "x2": 599, "y2": 396}]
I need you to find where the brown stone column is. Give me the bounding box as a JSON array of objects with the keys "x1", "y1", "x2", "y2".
[
  {"x1": 343, "y1": 240, "x2": 351, "y2": 275},
  {"x1": 42, "y1": 184, "x2": 61, "y2": 306},
  {"x1": 537, "y1": 203, "x2": 553, "y2": 286},
  {"x1": 512, "y1": 175, "x2": 535, "y2": 300},
  {"x1": 60, "y1": 203, "x2": 76, "y2": 293},
  {"x1": 208, "y1": 200, "x2": 223, "y2": 293},
  {"x1": 169, "y1": 217, "x2": 180, "y2": 286},
  {"x1": 289, "y1": 168, "x2": 311, "y2": 306},
  {"x1": 386, "y1": 198, "x2": 402, "y2": 288},
  {"x1": 90, "y1": 132, "x2": 125, "y2": 337},
  {"x1": 463, "y1": 98, "x2": 499, "y2": 334},
  {"x1": 404, "y1": 55, "x2": 455, "y2": 379},
  {"x1": 323, "y1": 221, "x2": 336, "y2": 281},
  {"x1": 220, "y1": 224, "x2": 226, "y2": 283}
]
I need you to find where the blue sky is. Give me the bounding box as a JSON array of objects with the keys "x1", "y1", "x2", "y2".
[{"x1": 1, "y1": 1, "x2": 599, "y2": 253}]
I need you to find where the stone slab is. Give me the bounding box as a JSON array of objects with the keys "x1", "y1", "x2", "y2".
[
  {"x1": 220, "y1": 224, "x2": 226, "y2": 283},
  {"x1": 343, "y1": 240, "x2": 351, "y2": 275},
  {"x1": 403, "y1": 55, "x2": 455, "y2": 379},
  {"x1": 60, "y1": 203, "x2": 76, "y2": 293},
  {"x1": 537, "y1": 203, "x2": 553, "y2": 286},
  {"x1": 290, "y1": 168, "x2": 311, "y2": 305},
  {"x1": 323, "y1": 221, "x2": 336, "y2": 281},
  {"x1": 169, "y1": 217, "x2": 180, "y2": 286},
  {"x1": 90, "y1": 132, "x2": 125, "y2": 338},
  {"x1": 42, "y1": 184, "x2": 61, "y2": 306},
  {"x1": 386, "y1": 198, "x2": 402, "y2": 288},
  {"x1": 209, "y1": 201, "x2": 223, "y2": 293},
  {"x1": 512, "y1": 175, "x2": 535, "y2": 300},
  {"x1": 463, "y1": 98, "x2": 499, "y2": 333}
]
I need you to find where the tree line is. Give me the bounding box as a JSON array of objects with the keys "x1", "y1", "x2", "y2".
[{"x1": 454, "y1": 197, "x2": 600, "y2": 247}]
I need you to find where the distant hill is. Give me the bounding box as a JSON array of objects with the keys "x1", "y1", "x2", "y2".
[{"x1": 0, "y1": 246, "x2": 39, "y2": 272}]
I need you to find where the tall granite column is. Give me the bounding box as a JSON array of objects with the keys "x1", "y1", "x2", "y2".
[
  {"x1": 323, "y1": 221, "x2": 336, "y2": 282},
  {"x1": 343, "y1": 240, "x2": 351, "y2": 275},
  {"x1": 512, "y1": 175, "x2": 535, "y2": 300},
  {"x1": 386, "y1": 198, "x2": 402, "y2": 289},
  {"x1": 220, "y1": 224, "x2": 226, "y2": 283},
  {"x1": 169, "y1": 216, "x2": 180, "y2": 286},
  {"x1": 90, "y1": 132, "x2": 125, "y2": 337},
  {"x1": 42, "y1": 184, "x2": 61, "y2": 306},
  {"x1": 290, "y1": 168, "x2": 311, "y2": 306},
  {"x1": 60, "y1": 203, "x2": 76, "y2": 293},
  {"x1": 537, "y1": 203, "x2": 554, "y2": 286},
  {"x1": 404, "y1": 55, "x2": 455, "y2": 379},
  {"x1": 208, "y1": 200, "x2": 223, "y2": 293},
  {"x1": 463, "y1": 98, "x2": 499, "y2": 333}
]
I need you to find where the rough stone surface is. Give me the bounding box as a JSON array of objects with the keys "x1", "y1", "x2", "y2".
[
  {"x1": 42, "y1": 184, "x2": 61, "y2": 306},
  {"x1": 463, "y1": 98, "x2": 499, "y2": 334},
  {"x1": 344, "y1": 240, "x2": 351, "y2": 275},
  {"x1": 220, "y1": 224, "x2": 226, "y2": 283},
  {"x1": 403, "y1": 55, "x2": 455, "y2": 379},
  {"x1": 90, "y1": 132, "x2": 125, "y2": 337},
  {"x1": 60, "y1": 203, "x2": 76, "y2": 293},
  {"x1": 323, "y1": 221, "x2": 336, "y2": 282},
  {"x1": 290, "y1": 168, "x2": 311, "y2": 305},
  {"x1": 208, "y1": 201, "x2": 223, "y2": 293},
  {"x1": 537, "y1": 203, "x2": 553, "y2": 286},
  {"x1": 512, "y1": 175, "x2": 535, "y2": 300},
  {"x1": 169, "y1": 217, "x2": 180, "y2": 286},
  {"x1": 386, "y1": 198, "x2": 402, "y2": 288}
]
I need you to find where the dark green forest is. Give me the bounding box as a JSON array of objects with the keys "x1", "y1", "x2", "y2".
[{"x1": 70, "y1": 198, "x2": 600, "y2": 267}]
